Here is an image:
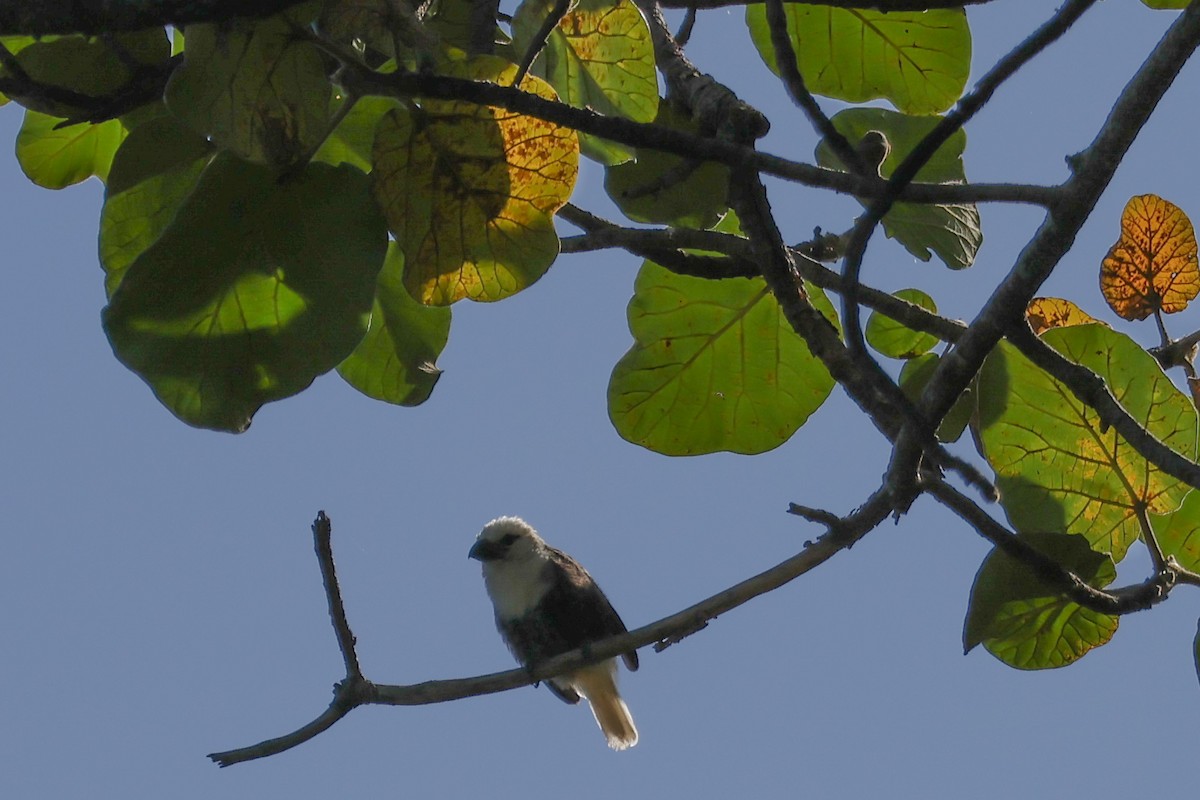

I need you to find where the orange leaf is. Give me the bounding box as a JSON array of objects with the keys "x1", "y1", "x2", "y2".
[
  {"x1": 1100, "y1": 194, "x2": 1199, "y2": 321},
  {"x1": 1026, "y1": 297, "x2": 1101, "y2": 336}
]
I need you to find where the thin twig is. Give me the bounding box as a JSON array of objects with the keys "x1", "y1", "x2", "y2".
[
  {"x1": 512, "y1": 0, "x2": 570, "y2": 86},
  {"x1": 313, "y1": 511, "x2": 362, "y2": 680},
  {"x1": 763, "y1": 0, "x2": 864, "y2": 174},
  {"x1": 209, "y1": 512, "x2": 372, "y2": 767},
  {"x1": 674, "y1": 6, "x2": 697, "y2": 46}
]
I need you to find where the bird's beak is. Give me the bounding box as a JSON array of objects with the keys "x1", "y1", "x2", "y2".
[{"x1": 469, "y1": 539, "x2": 502, "y2": 561}]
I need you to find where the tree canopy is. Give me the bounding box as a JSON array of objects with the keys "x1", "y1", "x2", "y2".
[{"x1": 6, "y1": 0, "x2": 1200, "y2": 783}]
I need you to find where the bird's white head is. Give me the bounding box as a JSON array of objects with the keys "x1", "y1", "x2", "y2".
[
  {"x1": 468, "y1": 516, "x2": 546, "y2": 565},
  {"x1": 469, "y1": 517, "x2": 553, "y2": 619}
]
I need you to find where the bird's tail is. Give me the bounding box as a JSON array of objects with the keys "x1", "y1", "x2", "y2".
[{"x1": 572, "y1": 662, "x2": 638, "y2": 751}]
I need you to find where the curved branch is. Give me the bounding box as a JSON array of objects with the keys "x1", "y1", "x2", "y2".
[
  {"x1": 209, "y1": 506, "x2": 886, "y2": 766},
  {"x1": 332, "y1": 47, "x2": 1056, "y2": 207},
  {"x1": 925, "y1": 478, "x2": 1173, "y2": 616},
  {"x1": 763, "y1": 0, "x2": 864, "y2": 174}
]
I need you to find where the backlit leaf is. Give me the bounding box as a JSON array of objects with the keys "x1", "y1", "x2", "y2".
[
  {"x1": 1151, "y1": 489, "x2": 1200, "y2": 574},
  {"x1": 313, "y1": 94, "x2": 401, "y2": 172},
  {"x1": 865, "y1": 288, "x2": 938, "y2": 358},
  {"x1": 512, "y1": 0, "x2": 657, "y2": 165},
  {"x1": 4, "y1": 31, "x2": 169, "y2": 119},
  {"x1": 816, "y1": 108, "x2": 981, "y2": 269},
  {"x1": 608, "y1": 258, "x2": 836, "y2": 455},
  {"x1": 372, "y1": 56, "x2": 578, "y2": 305},
  {"x1": 100, "y1": 114, "x2": 214, "y2": 296},
  {"x1": 604, "y1": 102, "x2": 729, "y2": 228},
  {"x1": 978, "y1": 326, "x2": 1196, "y2": 561},
  {"x1": 338, "y1": 242, "x2": 451, "y2": 406},
  {"x1": 964, "y1": 531, "x2": 1118, "y2": 670},
  {"x1": 898, "y1": 353, "x2": 971, "y2": 443},
  {"x1": 1100, "y1": 194, "x2": 1199, "y2": 320},
  {"x1": 16, "y1": 109, "x2": 126, "y2": 188},
  {"x1": 746, "y1": 4, "x2": 969, "y2": 115},
  {"x1": 166, "y1": 10, "x2": 331, "y2": 167},
  {"x1": 103, "y1": 154, "x2": 387, "y2": 432},
  {"x1": 1025, "y1": 297, "x2": 1102, "y2": 336}
]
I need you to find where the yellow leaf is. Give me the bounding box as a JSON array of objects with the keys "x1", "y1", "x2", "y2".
[
  {"x1": 372, "y1": 56, "x2": 579, "y2": 304},
  {"x1": 1025, "y1": 297, "x2": 1101, "y2": 336},
  {"x1": 1100, "y1": 194, "x2": 1199, "y2": 321}
]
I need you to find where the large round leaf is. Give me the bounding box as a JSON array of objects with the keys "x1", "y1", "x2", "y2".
[
  {"x1": 103, "y1": 154, "x2": 388, "y2": 431},
  {"x1": 964, "y1": 531, "x2": 1118, "y2": 670},
  {"x1": 978, "y1": 326, "x2": 1197, "y2": 561},
  {"x1": 746, "y1": 5, "x2": 969, "y2": 115},
  {"x1": 608, "y1": 261, "x2": 836, "y2": 455}
]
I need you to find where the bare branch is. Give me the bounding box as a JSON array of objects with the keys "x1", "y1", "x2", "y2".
[
  {"x1": 209, "y1": 512, "x2": 370, "y2": 767},
  {"x1": 209, "y1": 503, "x2": 893, "y2": 765},
  {"x1": 512, "y1": 0, "x2": 570, "y2": 86},
  {"x1": 762, "y1": 0, "x2": 865, "y2": 174}
]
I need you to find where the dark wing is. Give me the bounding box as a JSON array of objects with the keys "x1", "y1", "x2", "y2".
[
  {"x1": 496, "y1": 546, "x2": 639, "y2": 690},
  {"x1": 543, "y1": 546, "x2": 638, "y2": 672}
]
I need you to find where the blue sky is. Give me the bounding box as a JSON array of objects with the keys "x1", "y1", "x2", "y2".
[{"x1": 4, "y1": 3, "x2": 1200, "y2": 798}]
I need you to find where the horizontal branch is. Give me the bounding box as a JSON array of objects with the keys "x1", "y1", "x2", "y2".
[{"x1": 334, "y1": 59, "x2": 1057, "y2": 207}]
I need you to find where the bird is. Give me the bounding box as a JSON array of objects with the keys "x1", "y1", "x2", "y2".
[{"x1": 468, "y1": 516, "x2": 639, "y2": 750}]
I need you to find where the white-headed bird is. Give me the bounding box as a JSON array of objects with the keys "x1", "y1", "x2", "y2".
[{"x1": 469, "y1": 516, "x2": 639, "y2": 750}]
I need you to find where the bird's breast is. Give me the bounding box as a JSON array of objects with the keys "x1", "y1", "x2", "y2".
[{"x1": 481, "y1": 556, "x2": 551, "y2": 620}]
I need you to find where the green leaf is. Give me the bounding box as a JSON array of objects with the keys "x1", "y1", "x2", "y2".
[
  {"x1": 426, "y1": 0, "x2": 508, "y2": 51},
  {"x1": 338, "y1": 242, "x2": 451, "y2": 405},
  {"x1": 313, "y1": 94, "x2": 400, "y2": 172},
  {"x1": 978, "y1": 326, "x2": 1197, "y2": 561},
  {"x1": 816, "y1": 108, "x2": 981, "y2": 269},
  {"x1": 897, "y1": 353, "x2": 971, "y2": 444},
  {"x1": 964, "y1": 531, "x2": 1118, "y2": 670},
  {"x1": 512, "y1": 0, "x2": 658, "y2": 165},
  {"x1": 1150, "y1": 489, "x2": 1200, "y2": 573},
  {"x1": 4, "y1": 31, "x2": 169, "y2": 118},
  {"x1": 1142, "y1": 0, "x2": 1190, "y2": 8},
  {"x1": 604, "y1": 102, "x2": 729, "y2": 228},
  {"x1": 608, "y1": 260, "x2": 836, "y2": 455},
  {"x1": 16, "y1": 109, "x2": 127, "y2": 188},
  {"x1": 102, "y1": 154, "x2": 388, "y2": 432},
  {"x1": 372, "y1": 56, "x2": 578, "y2": 305},
  {"x1": 166, "y1": 11, "x2": 331, "y2": 167},
  {"x1": 865, "y1": 288, "x2": 939, "y2": 358},
  {"x1": 746, "y1": 4, "x2": 969, "y2": 115},
  {"x1": 100, "y1": 114, "x2": 214, "y2": 295}
]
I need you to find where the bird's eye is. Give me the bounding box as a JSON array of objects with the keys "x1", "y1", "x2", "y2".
[{"x1": 500, "y1": 533, "x2": 519, "y2": 545}]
